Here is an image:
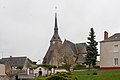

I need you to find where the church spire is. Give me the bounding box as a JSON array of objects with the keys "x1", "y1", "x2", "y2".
[
  {"x1": 50, "y1": 7, "x2": 62, "y2": 43},
  {"x1": 54, "y1": 7, "x2": 58, "y2": 34}
]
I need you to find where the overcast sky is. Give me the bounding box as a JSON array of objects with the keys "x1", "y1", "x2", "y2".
[{"x1": 0, "y1": 0, "x2": 120, "y2": 62}]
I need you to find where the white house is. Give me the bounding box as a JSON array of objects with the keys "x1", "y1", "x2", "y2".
[
  {"x1": 33, "y1": 66, "x2": 51, "y2": 77},
  {"x1": 100, "y1": 31, "x2": 120, "y2": 70}
]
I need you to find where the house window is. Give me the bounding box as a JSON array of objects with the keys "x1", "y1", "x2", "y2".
[
  {"x1": 114, "y1": 45, "x2": 118, "y2": 52},
  {"x1": 114, "y1": 58, "x2": 118, "y2": 65}
]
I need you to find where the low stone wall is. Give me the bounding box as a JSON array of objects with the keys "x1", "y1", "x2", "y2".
[
  {"x1": 0, "y1": 75, "x2": 15, "y2": 80},
  {"x1": 0, "y1": 75, "x2": 9, "y2": 80}
]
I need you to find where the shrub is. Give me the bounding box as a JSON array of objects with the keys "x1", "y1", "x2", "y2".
[
  {"x1": 73, "y1": 64, "x2": 86, "y2": 70},
  {"x1": 93, "y1": 66, "x2": 100, "y2": 69},
  {"x1": 93, "y1": 72, "x2": 97, "y2": 75},
  {"x1": 46, "y1": 72, "x2": 78, "y2": 80},
  {"x1": 35, "y1": 72, "x2": 78, "y2": 80},
  {"x1": 58, "y1": 66, "x2": 64, "y2": 69},
  {"x1": 87, "y1": 73, "x2": 90, "y2": 75},
  {"x1": 16, "y1": 66, "x2": 23, "y2": 70}
]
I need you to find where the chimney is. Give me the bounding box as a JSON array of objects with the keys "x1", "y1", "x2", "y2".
[{"x1": 104, "y1": 31, "x2": 108, "y2": 40}]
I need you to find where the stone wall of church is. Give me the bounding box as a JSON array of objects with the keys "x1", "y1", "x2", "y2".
[{"x1": 58, "y1": 42, "x2": 76, "y2": 67}]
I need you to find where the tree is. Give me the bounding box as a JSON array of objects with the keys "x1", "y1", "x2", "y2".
[
  {"x1": 85, "y1": 28, "x2": 98, "y2": 71},
  {"x1": 16, "y1": 65, "x2": 23, "y2": 70},
  {"x1": 59, "y1": 52, "x2": 75, "y2": 72}
]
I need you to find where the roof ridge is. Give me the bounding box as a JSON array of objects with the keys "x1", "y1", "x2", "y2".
[
  {"x1": 76, "y1": 42, "x2": 86, "y2": 45},
  {"x1": 2, "y1": 56, "x2": 27, "y2": 59},
  {"x1": 101, "y1": 32, "x2": 120, "y2": 42}
]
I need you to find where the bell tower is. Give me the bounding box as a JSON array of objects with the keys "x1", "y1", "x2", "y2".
[
  {"x1": 42, "y1": 7, "x2": 62, "y2": 66},
  {"x1": 50, "y1": 7, "x2": 62, "y2": 47}
]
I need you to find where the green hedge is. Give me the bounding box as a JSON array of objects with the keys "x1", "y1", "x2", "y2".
[
  {"x1": 35, "y1": 72, "x2": 78, "y2": 80},
  {"x1": 73, "y1": 64, "x2": 86, "y2": 70},
  {"x1": 93, "y1": 66, "x2": 100, "y2": 69}
]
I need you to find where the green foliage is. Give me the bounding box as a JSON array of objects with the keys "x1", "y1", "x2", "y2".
[
  {"x1": 29, "y1": 67, "x2": 34, "y2": 70},
  {"x1": 40, "y1": 64, "x2": 56, "y2": 70},
  {"x1": 52, "y1": 65, "x2": 57, "y2": 68},
  {"x1": 86, "y1": 28, "x2": 98, "y2": 70},
  {"x1": 34, "y1": 77, "x2": 45, "y2": 80},
  {"x1": 73, "y1": 64, "x2": 86, "y2": 70},
  {"x1": 93, "y1": 66, "x2": 100, "y2": 69},
  {"x1": 58, "y1": 66, "x2": 64, "y2": 69},
  {"x1": 46, "y1": 72, "x2": 78, "y2": 80},
  {"x1": 16, "y1": 65, "x2": 23, "y2": 70},
  {"x1": 40, "y1": 64, "x2": 51, "y2": 68},
  {"x1": 62, "y1": 64, "x2": 71, "y2": 72},
  {"x1": 92, "y1": 72, "x2": 97, "y2": 75},
  {"x1": 29, "y1": 65, "x2": 38, "y2": 70},
  {"x1": 22, "y1": 79, "x2": 33, "y2": 80},
  {"x1": 35, "y1": 72, "x2": 78, "y2": 80},
  {"x1": 35, "y1": 70, "x2": 120, "y2": 80},
  {"x1": 73, "y1": 70, "x2": 120, "y2": 80}
]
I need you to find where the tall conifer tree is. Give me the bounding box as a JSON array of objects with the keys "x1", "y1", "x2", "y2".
[{"x1": 86, "y1": 28, "x2": 98, "y2": 70}]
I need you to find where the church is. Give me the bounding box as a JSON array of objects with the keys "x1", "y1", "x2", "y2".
[{"x1": 42, "y1": 12, "x2": 87, "y2": 67}]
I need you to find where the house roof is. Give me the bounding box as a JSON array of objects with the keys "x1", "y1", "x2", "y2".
[
  {"x1": 63, "y1": 40, "x2": 77, "y2": 54},
  {"x1": 101, "y1": 33, "x2": 120, "y2": 42},
  {"x1": 42, "y1": 46, "x2": 53, "y2": 64},
  {"x1": 58, "y1": 40, "x2": 87, "y2": 63},
  {"x1": 76, "y1": 43, "x2": 87, "y2": 54},
  {"x1": 65, "y1": 40, "x2": 87, "y2": 63},
  {"x1": 0, "y1": 61, "x2": 4, "y2": 64},
  {"x1": 63, "y1": 40, "x2": 87, "y2": 54},
  {"x1": 0, "y1": 56, "x2": 32, "y2": 67}
]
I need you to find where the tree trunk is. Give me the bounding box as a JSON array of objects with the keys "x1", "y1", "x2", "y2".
[
  {"x1": 88, "y1": 64, "x2": 91, "y2": 71},
  {"x1": 46, "y1": 69, "x2": 48, "y2": 76},
  {"x1": 53, "y1": 68, "x2": 55, "y2": 74}
]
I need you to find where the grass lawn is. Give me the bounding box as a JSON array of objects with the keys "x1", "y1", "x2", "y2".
[{"x1": 73, "y1": 70, "x2": 120, "y2": 80}]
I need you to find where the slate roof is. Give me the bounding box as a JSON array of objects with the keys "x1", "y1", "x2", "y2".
[
  {"x1": 0, "y1": 61, "x2": 4, "y2": 64},
  {"x1": 0, "y1": 56, "x2": 32, "y2": 67},
  {"x1": 63, "y1": 40, "x2": 87, "y2": 54},
  {"x1": 63, "y1": 40, "x2": 77, "y2": 54},
  {"x1": 43, "y1": 39, "x2": 87, "y2": 64},
  {"x1": 43, "y1": 46, "x2": 53, "y2": 64},
  {"x1": 64, "y1": 40, "x2": 87, "y2": 63},
  {"x1": 101, "y1": 33, "x2": 120, "y2": 42},
  {"x1": 76, "y1": 43, "x2": 87, "y2": 54}
]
